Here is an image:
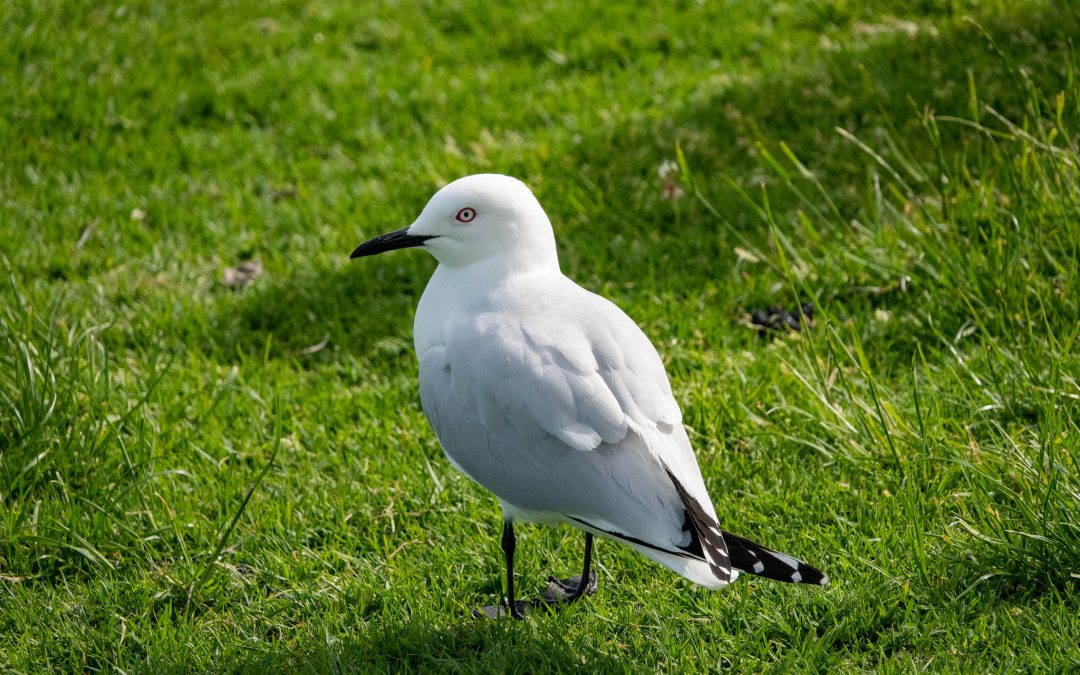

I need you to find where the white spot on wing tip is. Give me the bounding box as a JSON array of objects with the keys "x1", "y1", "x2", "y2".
[
  {"x1": 752, "y1": 561, "x2": 765, "y2": 573},
  {"x1": 791, "y1": 570, "x2": 802, "y2": 583}
]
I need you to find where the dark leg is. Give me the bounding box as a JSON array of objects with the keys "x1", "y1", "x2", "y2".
[
  {"x1": 567, "y1": 533, "x2": 593, "y2": 601},
  {"x1": 475, "y1": 525, "x2": 596, "y2": 619},
  {"x1": 501, "y1": 520, "x2": 524, "y2": 619},
  {"x1": 542, "y1": 532, "x2": 598, "y2": 604}
]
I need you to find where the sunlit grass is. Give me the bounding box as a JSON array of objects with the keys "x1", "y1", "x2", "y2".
[{"x1": 2, "y1": 0, "x2": 1079, "y2": 671}]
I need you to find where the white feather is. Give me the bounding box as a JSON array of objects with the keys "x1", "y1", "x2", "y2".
[
  {"x1": 368, "y1": 174, "x2": 736, "y2": 587},
  {"x1": 417, "y1": 269, "x2": 725, "y2": 582}
]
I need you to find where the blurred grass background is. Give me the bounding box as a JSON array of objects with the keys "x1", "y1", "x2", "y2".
[{"x1": 2, "y1": 0, "x2": 1078, "y2": 671}]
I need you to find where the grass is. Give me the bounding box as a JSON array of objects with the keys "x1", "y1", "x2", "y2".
[{"x1": 2, "y1": 0, "x2": 1079, "y2": 671}]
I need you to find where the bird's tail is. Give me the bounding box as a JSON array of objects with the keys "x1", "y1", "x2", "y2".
[
  {"x1": 721, "y1": 530, "x2": 829, "y2": 585},
  {"x1": 663, "y1": 465, "x2": 828, "y2": 587}
]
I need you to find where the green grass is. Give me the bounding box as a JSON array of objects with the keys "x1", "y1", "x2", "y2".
[{"x1": 2, "y1": 0, "x2": 1079, "y2": 671}]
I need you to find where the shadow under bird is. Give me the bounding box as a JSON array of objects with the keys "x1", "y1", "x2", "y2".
[{"x1": 351, "y1": 174, "x2": 828, "y2": 618}]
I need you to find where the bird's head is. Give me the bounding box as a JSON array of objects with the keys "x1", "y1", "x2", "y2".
[{"x1": 350, "y1": 174, "x2": 559, "y2": 271}]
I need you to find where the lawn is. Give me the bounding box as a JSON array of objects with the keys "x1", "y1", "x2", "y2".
[{"x1": 2, "y1": 0, "x2": 1079, "y2": 671}]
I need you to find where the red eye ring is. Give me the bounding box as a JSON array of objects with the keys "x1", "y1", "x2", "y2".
[{"x1": 455, "y1": 207, "x2": 476, "y2": 223}]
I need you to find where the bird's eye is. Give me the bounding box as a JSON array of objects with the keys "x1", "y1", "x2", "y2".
[{"x1": 455, "y1": 207, "x2": 477, "y2": 223}]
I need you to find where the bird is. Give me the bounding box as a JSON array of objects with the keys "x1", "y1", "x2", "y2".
[{"x1": 350, "y1": 174, "x2": 827, "y2": 618}]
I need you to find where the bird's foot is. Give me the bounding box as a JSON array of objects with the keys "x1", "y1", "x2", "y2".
[
  {"x1": 472, "y1": 598, "x2": 532, "y2": 620},
  {"x1": 472, "y1": 573, "x2": 598, "y2": 619},
  {"x1": 542, "y1": 571, "x2": 598, "y2": 604}
]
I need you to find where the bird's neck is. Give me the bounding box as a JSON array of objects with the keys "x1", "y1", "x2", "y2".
[
  {"x1": 414, "y1": 255, "x2": 562, "y2": 356},
  {"x1": 433, "y1": 253, "x2": 563, "y2": 306},
  {"x1": 465, "y1": 247, "x2": 559, "y2": 277}
]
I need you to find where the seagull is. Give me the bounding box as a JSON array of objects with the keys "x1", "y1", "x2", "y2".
[{"x1": 351, "y1": 174, "x2": 827, "y2": 618}]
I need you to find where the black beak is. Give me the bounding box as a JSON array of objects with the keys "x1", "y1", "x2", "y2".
[{"x1": 350, "y1": 228, "x2": 434, "y2": 259}]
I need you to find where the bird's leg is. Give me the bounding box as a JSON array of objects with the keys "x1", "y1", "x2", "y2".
[
  {"x1": 543, "y1": 532, "x2": 598, "y2": 604},
  {"x1": 473, "y1": 520, "x2": 529, "y2": 619},
  {"x1": 501, "y1": 520, "x2": 525, "y2": 619},
  {"x1": 476, "y1": 524, "x2": 596, "y2": 618},
  {"x1": 568, "y1": 533, "x2": 594, "y2": 601}
]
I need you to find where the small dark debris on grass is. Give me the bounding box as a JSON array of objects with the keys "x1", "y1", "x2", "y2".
[
  {"x1": 222, "y1": 259, "x2": 263, "y2": 289},
  {"x1": 747, "y1": 303, "x2": 814, "y2": 337},
  {"x1": 270, "y1": 184, "x2": 297, "y2": 201}
]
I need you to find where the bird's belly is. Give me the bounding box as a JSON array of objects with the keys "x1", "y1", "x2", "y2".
[
  {"x1": 419, "y1": 350, "x2": 589, "y2": 515},
  {"x1": 417, "y1": 346, "x2": 687, "y2": 549}
]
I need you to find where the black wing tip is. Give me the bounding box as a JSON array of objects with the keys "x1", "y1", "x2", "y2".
[
  {"x1": 662, "y1": 466, "x2": 733, "y2": 585},
  {"x1": 722, "y1": 529, "x2": 830, "y2": 586},
  {"x1": 757, "y1": 560, "x2": 830, "y2": 586},
  {"x1": 793, "y1": 562, "x2": 829, "y2": 586},
  {"x1": 773, "y1": 554, "x2": 829, "y2": 585}
]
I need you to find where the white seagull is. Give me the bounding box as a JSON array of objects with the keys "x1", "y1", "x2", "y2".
[{"x1": 351, "y1": 174, "x2": 827, "y2": 618}]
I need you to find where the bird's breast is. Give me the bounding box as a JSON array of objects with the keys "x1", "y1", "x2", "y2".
[
  {"x1": 413, "y1": 263, "x2": 507, "y2": 354},
  {"x1": 413, "y1": 272, "x2": 459, "y2": 357}
]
